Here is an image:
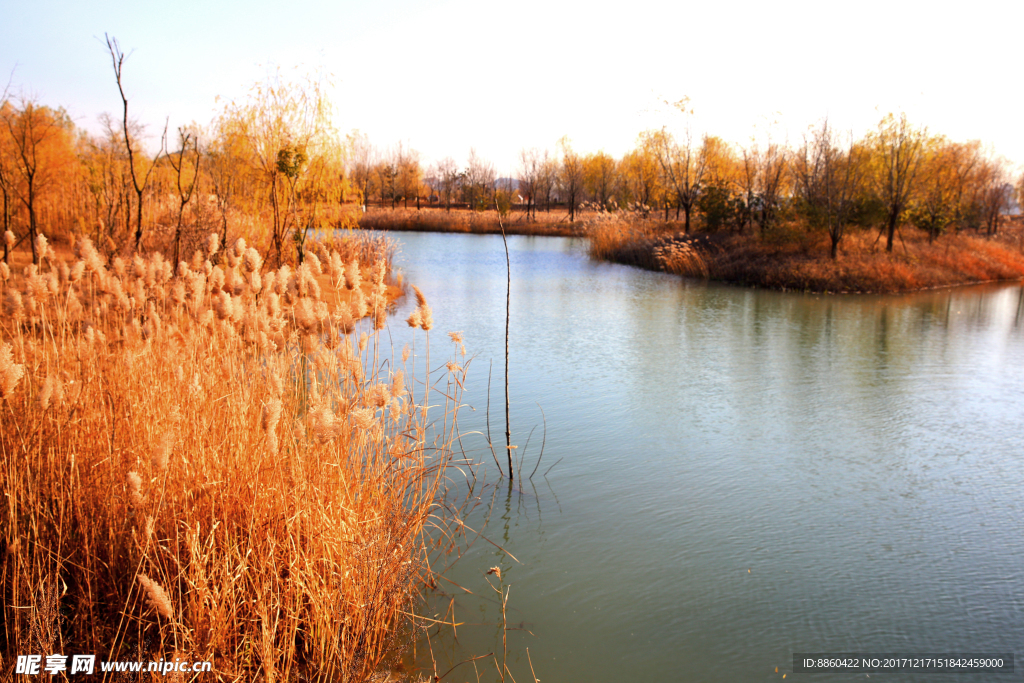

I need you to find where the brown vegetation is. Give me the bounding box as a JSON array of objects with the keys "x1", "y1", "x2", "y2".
[
  {"x1": 358, "y1": 207, "x2": 584, "y2": 237},
  {"x1": 588, "y1": 215, "x2": 1024, "y2": 293},
  {"x1": 1, "y1": 231, "x2": 469, "y2": 681}
]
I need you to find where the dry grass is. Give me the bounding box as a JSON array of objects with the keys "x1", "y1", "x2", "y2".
[
  {"x1": 0, "y1": 231, "x2": 469, "y2": 682},
  {"x1": 587, "y1": 216, "x2": 708, "y2": 278},
  {"x1": 358, "y1": 207, "x2": 584, "y2": 237},
  {"x1": 588, "y1": 215, "x2": 1024, "y2": 293},
  {"x1": 709, "y1": 228, "x2": 1024, "y2": 293}
]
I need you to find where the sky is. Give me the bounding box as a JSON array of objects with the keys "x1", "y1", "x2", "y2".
[{"x1": 3, "y1": 0, "x2": 1022, "y2": 176}]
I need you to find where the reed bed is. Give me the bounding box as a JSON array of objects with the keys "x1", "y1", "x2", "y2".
[{"x1": 0, "y1": 231, "x2": 467, "y2": 682}]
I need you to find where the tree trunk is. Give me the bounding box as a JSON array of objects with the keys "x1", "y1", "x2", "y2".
[
  {"x1": 271, "y1": 176, "x2": 283, "y2": 267},
  {"x1": 886, "y1": 211, "x2": 897, "y2": 253},
  {"x1": 134, "y1": 188, "x2": 143, "y2": 252},
  {"x1": 173, "y1": 211, "x2": 184, "y2": 266},
  {"x1": 25, "y1": 178, "x2": 39, "y2": 264}
]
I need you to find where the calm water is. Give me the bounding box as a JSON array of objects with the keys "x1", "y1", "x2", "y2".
[{"x1": 376, "y1": 232, "x2": 1024, "y2": 682}]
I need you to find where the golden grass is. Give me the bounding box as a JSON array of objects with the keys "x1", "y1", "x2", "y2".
[
  {"x1": 358, "y1": 207, "x2": 584, "y2": 237},
  {"x1": 588, "y1": 216, "x2": 1024, "y2": 293},
  {"x1": 0, "y1": 231, "x2": 468, "y2": 682},
  {"x1": 587, "y1": 216, "x2": 708, "y2": 279}
]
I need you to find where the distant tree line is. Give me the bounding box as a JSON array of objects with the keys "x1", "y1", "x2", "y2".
[
  {"x1": 2, "y1": 44, "x2": 1021, "y2": 267},
  {"x1": 345, "y1": 114, "x2": 1022, "y2": 259}
]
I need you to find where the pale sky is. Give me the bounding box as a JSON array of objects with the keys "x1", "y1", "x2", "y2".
[{"x1": 3, "y1": 0, "x2": 1022, "y2": 176}]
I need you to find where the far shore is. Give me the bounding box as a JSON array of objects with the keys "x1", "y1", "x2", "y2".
[
  {"x1": 358, "y1": 206, "x2": 1024, "y2": 295},
  {"x1": 357, "y1": 205, "x2": 585, "y2": 238}
]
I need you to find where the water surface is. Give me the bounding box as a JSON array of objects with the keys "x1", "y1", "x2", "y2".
[{"x1": 377, "y1": 232, "x2": 1024, "y2": 682}]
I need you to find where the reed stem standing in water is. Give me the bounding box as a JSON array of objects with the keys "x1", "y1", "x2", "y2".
[{"x1": 497, "y1": 210, "x2": 513, "y2": 480}]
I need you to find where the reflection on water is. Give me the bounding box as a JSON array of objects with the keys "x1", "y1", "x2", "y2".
[{"x1": 375, "y1": 232, "x2": 1024, "y2": 682}]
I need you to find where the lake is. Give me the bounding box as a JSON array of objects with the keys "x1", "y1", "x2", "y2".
[{"x1": 376, "y1": 231, "x2": 1024, "y2": 682}]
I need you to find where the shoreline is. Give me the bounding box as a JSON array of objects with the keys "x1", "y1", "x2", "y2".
[{"x1": 357, "y1": 208, "x2": 1024, "y2": 295}]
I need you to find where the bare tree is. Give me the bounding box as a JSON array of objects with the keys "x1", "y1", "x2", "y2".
[
  {"x1": 106, "y1": 34, "x2": 167, "y2": 252},
  {"x1": 535, "y1": 150, "x2": 557, "y2": 213},
  {"x1": 518, "y1": 148, "x2": 540, "y2": 220},
  {"x1": 169, "y1": 127, "x2": 201, "y2": 266},
  {"x1": 648, "y1": 127, "x2": 707, "y2": 233},
  {"x1": 976, "y1": 156, "x2": 1010, "y2": 236},
  {"x1": 754, "y1": 141, "x2": 788, "y2": 237},
  {"x1": 464, "y1": 148, "x2": 494, "y2": 211},
  {"x1": 737, "y1": 145, "x2": 758, "y2": 235},
  {"x1": 434, "y1": 156, "x2": 459, "y2": 212},
  {"x1": 795, "y1": 118, "x2": 863, "y2": 259},
  {"x1": 347, "y1": 131, "x2": 375, "y2": 211},
  {"x1": 557, "y1": 137, "x2": 584, "y2": 222}
]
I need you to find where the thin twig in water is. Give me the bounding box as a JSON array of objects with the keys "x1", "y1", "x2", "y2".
[
  {"x1": 544, "y1": 456, "x2": 563, "y2": 478},
  {"x1": 485, "y1": 360, "x2": 502, "y2": 475},
  {"x1": 528, "y1": 403, "x2": 547, "y2": 480},
  {"x1": 518, "y1": 425, "x2": 537, "y2": 481},
  {"x1": 460, "y1": 522, "x2": 521, "y2": 564},
  {"x1": 437, "y1": 653, "x2": 495, "y2": 682},
  {"x1": 527, "y1": 647, "x2": 539, "y2": 683}
]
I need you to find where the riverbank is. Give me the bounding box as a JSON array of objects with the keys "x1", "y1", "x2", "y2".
[
  {"x1": 357, "y1": 207, "x2": 1024, "y2": 294},
  {"x1": 590, "y1": 216, "x2": 1024, "y2": 294}
]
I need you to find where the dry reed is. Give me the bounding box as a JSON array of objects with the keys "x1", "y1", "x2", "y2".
[
  {"x1": 0, "y1": 231, "x2": 468, "y2": 682},
  {"x1": 587, "y1": 215, "x2": 708, "y2": 278}
]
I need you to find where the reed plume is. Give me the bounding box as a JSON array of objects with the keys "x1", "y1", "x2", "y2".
[{"x1": 137, "y1": 574, "x2": 174, "y2": 620}]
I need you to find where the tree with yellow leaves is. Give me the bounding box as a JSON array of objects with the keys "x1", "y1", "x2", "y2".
[
  {"x1": 620, "y1": 136, "x2": 661, "y2": 217},
  {"x1": 696, "y1": 136, "x2": 740, "y2": 231},
  {"x1": 907, "y1": 135, "x2": 962, "y2": 242},
  {"x1": 221, "y1": 68, "x2": 336, "y2": 266},
  {"x1": 867, "y1": 112, "x2": 926, "y2": 253},
  {"x1": 583, "y1": 151, "x2": 618, "y2": 210},
  {"x1": 0, "y1": 96, "x2": 77, "y2": 263}
]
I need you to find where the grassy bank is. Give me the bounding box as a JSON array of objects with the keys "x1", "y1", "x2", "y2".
[
  {"x1": 588, "y1": 216, "x2": 1024, "y2": 294},
  {"x1": 1, "y1": 232, "x2": 465, "y2": 682}
]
